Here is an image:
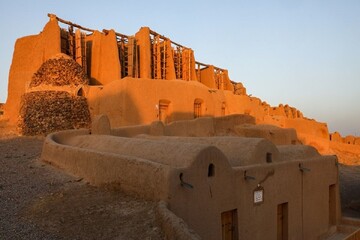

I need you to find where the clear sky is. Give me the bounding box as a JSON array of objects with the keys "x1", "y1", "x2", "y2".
[{"x1": 0, "y1": 0, "x2": 359, "y2": 136}]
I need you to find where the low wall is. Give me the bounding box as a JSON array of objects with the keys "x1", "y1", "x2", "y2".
[
  {"x1": 41, "y1": 129, "x2": 171, "y2": 200},
  {"x1": 111, "y1": 124, "x2": 151, "y2": 137},
  {"x1": 165, "y1": 117, "x2": 215, "y2": 137},
  {"x1": 156, "y1": 201, "x2": 201, "y2": 240}
]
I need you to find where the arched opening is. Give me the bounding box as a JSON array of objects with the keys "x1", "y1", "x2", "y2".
[
  {"x1": 77, "y1": 87, "x2": 84, "y2": 96},
  {"x1": 208, "y1": 163, "x2": 215, "y2": 177},
  {"x1": 221, "y1": 102, "x2": 226, "y2": 116},
  {"x1": 194, "y1": 98, "x2": 203, "y2": 118},
  {"x1": 266, "y1": 152, "x2": 272, "y2": 163},
  {"x1": 158, "y1": 99, "x2": 171, "y2": 123}
]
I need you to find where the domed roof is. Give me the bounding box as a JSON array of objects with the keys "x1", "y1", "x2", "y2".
[{"x1": 30, "y1": 53, "x2": 88, "y2": 87}]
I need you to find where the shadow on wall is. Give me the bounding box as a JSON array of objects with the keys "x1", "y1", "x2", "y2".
[{"x1": 94, "y1": 85, "x2": 224, "y2": 128}]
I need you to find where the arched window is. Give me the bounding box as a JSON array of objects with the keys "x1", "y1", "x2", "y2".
[
  {"x1": 266, "y1": 152, "x2": 272, "y2": 163},
  {"x1": 221, "y1": 102, "x2": 226, "y2": 116},
  {"x1": 194, "y1": 98, "x2": 203, "y2": 118},
  {"x1": 208, "y1": 164, "x2": 215, "y2": 177},
  {"x1": 158, "y1": 99, "x2": 171, "y2": 123},
  {"x1": 77, "y1": 87, "x2": 84, "y2": 96}
]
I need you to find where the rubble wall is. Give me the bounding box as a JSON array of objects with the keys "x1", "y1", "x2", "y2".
[{"x1": 19, "y1": 91, "x2": 90, "y2": 135}]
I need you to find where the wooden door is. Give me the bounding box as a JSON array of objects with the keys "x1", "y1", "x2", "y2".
[
  {"x1": 329, "y1": 184, "x2": 336, "y2": 226},
  {"x1": 221, "y1": 209, "x2": 238, "y2": 240},
  {"x1": 277, "y1": 203, "x2": 288, "y2": 240}
]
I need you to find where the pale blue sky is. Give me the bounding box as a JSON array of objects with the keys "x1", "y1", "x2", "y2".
[{"x1": 0, "y1": 0, "x2": 359, "y2": 136}]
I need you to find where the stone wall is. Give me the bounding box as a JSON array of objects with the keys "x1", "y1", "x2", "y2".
[{"x1": 19, "y1": 91, "x2": 90, "y2": 135}]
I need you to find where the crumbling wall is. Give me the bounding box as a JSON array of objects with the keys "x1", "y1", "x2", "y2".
[
  {"x1": 19, "y1": 91, "x2": 90, "y2": 135},
  {"x1": 344, "y1": 135, "x2": 356, "y2": 145},
  {"x1": 330, "y1": 132, "x2": 343, "y2": 142},
  {"x1": 233, "y1": 82, "x2": 247, "y2": 95},
  {"x1": 329, "y1": 132, "x2": 360, "y2": 146}
]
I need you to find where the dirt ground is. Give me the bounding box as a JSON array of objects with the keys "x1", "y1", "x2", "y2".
[
  {"x1": 0, "y1": 136, "x2": 164, "y2": 240},
  {"x1": 0, "y1": 135, "x2": 359, "y2": 239}
]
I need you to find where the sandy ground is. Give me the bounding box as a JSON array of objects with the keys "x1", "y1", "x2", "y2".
[{"x1": 0, "y1": 135, "x2": 359, "y2": 239}]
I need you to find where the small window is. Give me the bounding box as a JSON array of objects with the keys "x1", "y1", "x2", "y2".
[
  {"x1": 208, "y1": 164, "x2": 215, "y2": 177},
  {"x1": 266, "y1": 152, "x2": 272, "y2": 163}
]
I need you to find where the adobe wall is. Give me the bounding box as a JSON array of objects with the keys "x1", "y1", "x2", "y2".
[
  {"x1": 182, "y1": 49, "x2": 197, "y2": 81},
  {"x1": 329, "y1": 131, "x2": 360, "y2": 159},
  {"x1": 135, "y1": 27, "x2": 152, "y2": 79},
  {"x1": 168, "y1": 149, "x2": 339, "y2": 240},
  {"x1": 89, "y1": 30, "x2": 121, "y2": 85},
  {"x1": 199, "y1": 66, "x2": 216, "y2": 89},
  {"x1": 344, "y1": 135, "x2": 356, "y2": 145},
  {"x1": 330, "y1": 131, "x2": 343, "y2": 143},
  {"x1": 40, "y1": 120, "x2": 343, "y2": 240},
  {"x1": 86, "y1": 77, "x2": 327, "y2": 150},
  {"x1": 86, "y1": 77, "x2": 268, "y2": 128},
  {"x1": 329, "y1": 141, "x2": 360, "y2": 165},
  {"x1": 4, "y1": 17, "x2": 61, "y2": 126},
  {"x1": 86, "y1": 77, "x2": 231, "y2": 128},
  {"x1": 3, "y1": 15, "x2": 357, "y2": 159},
  {"x1": 222, "y1": 91, "x2": 268, "y2": 122},
  {"x1": 41, "y1": 130, "x2": 171, "y2": 200},
  {"x1": 234, "y1": 124, "x2": 298, "y2": 145},
  {"x1": 156, "y1": 201, "x2": 201, "y2": 240},
  {"x1": 138, "y1": 136, "x2": 282, "y2": 167},
  {"x1": 285, "y1": 119, "x2": 330, "y2": 153}
]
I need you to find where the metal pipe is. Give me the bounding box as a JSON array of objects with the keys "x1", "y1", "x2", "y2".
[
  {"x1": 179, "y1": 173, "x2": 194, "y2": 189},
  {"x1": 244, "y1": 171, "x2": 256, "y2": 181},
  {"x1": 299, "y1": 163, "x2": 311, "y2": 172}
]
